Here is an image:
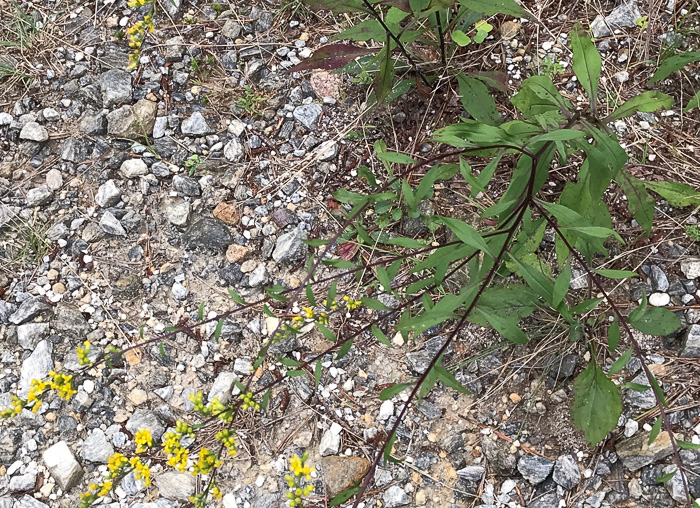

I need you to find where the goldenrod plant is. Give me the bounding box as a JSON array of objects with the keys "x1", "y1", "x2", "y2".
[{"x1": 125, "y1": 0, "x2": 156, "y2": 69}]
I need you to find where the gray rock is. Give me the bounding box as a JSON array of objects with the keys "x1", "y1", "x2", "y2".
[
  {"x1": 649, "y1": 266, "x2": 669, "y2": 292},
  {"x1": 54, "y1": 306, "x2": 90, "y2": 339},
  {"x1": 248, "y1": 264, "x2": 269, "y2": 287},
  {"x1": 528, "y1": 493, "x2": 558, "y2": 508},
  {"x1": 272, "y1": 227, "x2": 307, "y2": 263},
  {"x1": 293, "y1": 104, "x2": 323, "y2": 130},
  {"x1": 9, "y1": 298, "x2": 52, "y2": 325},
  {"x1": 181, "y1": 112, "x2": 214, "y2": 135},
  {"x1": 106, "y1": 99, "x2": 158, "y2": 139},
  {"x1": 383, "y1": 485, "x2": 410, "y2": 507},
  {"x1": 95, "y1": 179, "x2": 121, "y2": 207},
  {"x1": 19, "y1": 122, "x2": 49, "y2": 142},
  {"x1": 517, "y1": 455, "x2": 554, "y2": 485},
  {"x1": 26, "y1": 185, "x2": 53, "y2": 206},
  {"x1": 319, "y1": 429, "x2": 340, "y2": 456},
  {"x1": 616, "y1": 431, "x2": 674, "y2": 471},
  {"x1": 681, "y1": 258, "x2": 700, "y2": 279},
  {"x1": 80, "y1": 109, "x2": 107, "y2": 135},
  {"x1": 553, "y1": 454, "x2": 580, "y2": 489},
  {"x1": 625, "y1": 370, "x2": 656, "y2": 409},
  {"x1": 154, "y1": 471, "x2": 196, "y2": 501},
  {"x1": 162, "y1": 0, "x2": 182, "y2": 17},
  {"x1": 81, "y1": 429, "x2": 114, "y2": 463},
  {"x1": 126, "y1": 409, "x2": 166, "y2": 440},
  {"x1": 45, "y1": 169, "x2": 63, "y2": 191},
  {"x1": 183, "y1": 218, "x2": 234, "y2": 252},
  {"x1": 313, "y1": 140, "x2": 339, "y2": 161},
  {"x1": 99, "y1": 211, "x2": 126, "y2": 236},
  {"x1": 9, "y1": 472, "x2": 37, "y2": 491},
  {"x1": 662, "y1": 464, "x2": 686, "y2": 502},
  {"x1": 17, "y1": 322, "x2": 49, "y2": 350},
  {"x1": 42, "y1": 108, "x2": 60, "y2": 121},
  {"x1": 0, "y1": 112, "x2": 13, "y2": 125},
  {"x1": 100, "y1": 69, "x2": 132, "y2": 108},
  {"x1": 60, "y1": 136, "x2": 90, "y2": 163},
  {"x1": 42, "y1": 441, "x2": 83, "y2": 491},
  {"x1": 221, "y1": 20, "x2": 242, "y2": 39},
  {"x1": 208, "y1": 371, "x2": 237, "y2": 404},
  {"x1": 172, "y1": 282, "x2": 188, "y2": 300},
  {"x1": 14, "y1": 495, "x2": 49, "y2": 508},
  {"x1": 165, "y1": 199, "x2": 191, "y2": 226},
  {"x1": 680, "y1": 324, "x2": 700, "y2": 357},
  {"x1": 120, "y1": 158, "x2": 149, "y2": 178},
  {"x1": 153, "y1": 116, "x2": 167, "y2": 138},
  {"x1": 172, "y1": 175, "x2": 201, "y2": 196},
  {"x1": 457, "y1": 465, "x2": 485, "y2": 482},
  {"x1": 591, "y1": 0, "x2": 642, "y2": 38},
  {"x1": 223, "y1": 136, "x2": 244, "y2": 162},
  {"x1": 482, "y1": 438, "x2": 516, "y2": 475},
  {"x1": 165, "y1": 36, "x2": 187, "y2": 62},
  {"x1": 18, "y1": 340, "x2": 53, "y2": 398}
]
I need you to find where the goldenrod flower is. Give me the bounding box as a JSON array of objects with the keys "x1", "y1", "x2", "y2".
[{"x1": 134, "y1": 428, "x2": 153, "y2": 453}]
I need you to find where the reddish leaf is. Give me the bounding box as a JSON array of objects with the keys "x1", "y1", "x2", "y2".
[
  {"x1": 471, "y1": 70, "x2": 509, "y2": 93},
  {"x1": 338, "y1": 241, "x2": 360, "y2": 261},
  {"x1": 289, "y1": 44, "x2": 374, "y2": 72}
]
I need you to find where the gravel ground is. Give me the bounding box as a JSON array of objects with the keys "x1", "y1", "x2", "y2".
[{"x1": 2, "y1": 0, "x2": 700, "y2": 507}]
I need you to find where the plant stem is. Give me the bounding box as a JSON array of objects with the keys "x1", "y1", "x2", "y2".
[
  {"x1": 434, "y1": 11, "x2": 446, "y2": 68},
  {"x1": 359, "y1": 0, "x2": 430, "y2": 85}
]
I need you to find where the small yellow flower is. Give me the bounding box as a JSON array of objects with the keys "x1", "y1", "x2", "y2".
[
  {"x1": 77, "y1": 341, "x2": 92, "y2": 366},
  {"x1": 134, "y1": 428, "x2": 153, "y2": 453}
]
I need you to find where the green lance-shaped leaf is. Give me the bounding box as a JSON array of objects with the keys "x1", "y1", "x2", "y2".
[
  {"x1": 571, "y1": 357, "x2": 622, "y2": 444},
  {"x1": 628, "y1": 304, "x2": 681, "y2": 336},
  {"x1": 607, "y1": 91, "x2": 673, "y2": 122},
  {"x1": 683, "y1": 89, "x2": 700, "y2": 112},
  {"x1": 457, "y1": 73, "x2": 500, "y2": 126},
  {"x1": 329, "y1": 486, "x2": 361, "y2": 506},
  {"x1": 458, "y1": 0, "x2": 528, "y2": 17},
  {"x1": 648, "y1": 51, "x2": 700, "y2": 83},
  {"x1": 644, "y1": 180, "x2": 700, "y2": 208},
  {"x1": 571, "y1": 26, "x2": 601, "y2": 111},
  {"x1": 376, "y1": 42, "x2": 395, "y2": 104},
  {"x1": 617, "y1": 169, "x2": 655, "y2": 235}
]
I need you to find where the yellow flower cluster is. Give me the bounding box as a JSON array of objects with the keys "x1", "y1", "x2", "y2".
[
  {"x1": 193, "y1": 448, "x2": 222, "y2": 475},
  {"x1": 77, "y1": 340, "x2": 92, "y2": 366},
  {"x1": 79, "y1": 451, "x2": 151, "y2": 507},
  {"x1": 189, "y1": 392, "x2": 233, "y2": 422},
  {"x1": 215, "y1": 429, "x2": 237, "y2": 456},
  {"x1": 124, "y1": 0, "x2": 155, "y2": 69},
  {"x1": 135, "y1": 428, "x2": 153, "y2": 453},
  {"x1": 163, "y1": 425, "x2": 190, "y2": 472},
  {"x1": 2, "y1": 370, "x2": 77, "y2": 417},
  {"x1": 342, "y1": 295, "x2": 362, "y2": 310},
  {"x1": 239, "y1": 391, "x2": 260, "y2": 411},
  {"x1": 285, "y1": 453, "x2": 315, "y2": 507}
]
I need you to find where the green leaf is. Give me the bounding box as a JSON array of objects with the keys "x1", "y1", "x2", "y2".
[
  {"x1": 315, "y1": 322, "x2": 336, "y2": 342},
  {"x1": 595, "y1": 269, "x2": 639, "y2": 279},
  {"x1": 678, "y1": 440, "x2": 700, "y2": 450},
  {"x1": 361, "y1": 297, "x2": 391, "y2": 310},
  {"x1": 383, "y1": 431, "x2": 401, "y2": 464},
  {"x1": 376, "y1": 43, "x2": 395, "y2": 104},
  {"x1": 609, "y1": 348, "x2": 632, "y2": 375},
  {"x1": 306, "y1": 283, "x2": 316, "y2": 306},
  {"x1": 418, "y1": 364, "x2": 440, "y2": 401},
  {"x1": 624, "y1": 382, "x2": 651, "y2": 391},
  {"x1": 608, "y1": 318, "x2": 620, "y2": 352},
  {"x1": 328, "y1": 281, "x2": 337, "y2": 306},
  {"x1": 286, "y1": 370, "x2": 307, "y2": 377},
  {"x1": 214, "y1": 318, "x2": 224, "y2": 341},
  {"x1": 377, "y1": 151, "x2": 417, "y2": 164},
  {"x1": 571, "y1": 297, "x2": 603, "y2": 315},
  {"x1": 552, "y1": 262, "x2": 572, "y2": 308},
  {"x1": 656, "y1": 469, "x2": 677, "y2": 484},
  {"x1": 607, "y1": 91, "x2": 673, "y2": 121},
  {"x1": 336, "y1": 339, "x2": 353, "y2": 360},
  {"x1": 261, "y1": 388, "x2": 271, "y2": 411},
  {"x1": 333, "y1": 19, "x2": 385, "y2": 41},
  {"x1": 529, "y1": 129, "x2": 586, "y2": 143},
  {"x1": 314, "y1": 359, "x2": 323, "y2": 387},
  {"x1": 197, "y1": 301, "x2": 205, "y2": 321},
  {"x1": 323, "y1": 259, "x2": 356, "y2": 268},
  {"x1": 435, "y1": 364, "x2": 470, "y2": 393},
  {"x1": 644, "y1": 180, "x2": 700, "y2": 208},
  {"x1": 303, "y1": 238, "x2": 331, "y2": 247},
  {"x1": 386, "y1": 237, "x2": 425, "y2": 248},
  {"x1": 303, "y1": 0, "x2": 368, "y2": 13},
  {"x1": 571, "y1": 26, "x2": 602, "y2": 109},
  {"x1": 372, "y1": 325, "x2": 393, "y2": 347},
  {"x1": 648, "y1": 51, "x2": 700, "y2": 83},
  {"x1": 440, "y1": 217, "x2": 493, "y2": 257},
  {"x1": 279, "y1": 357, "x2": 301, "y2": 367},
  {"x1": 457, "y1": 73, "x2": 499, "y2": 126},
  {"x1": 329, "y1": 486, "x2": 361, "y2": 506},
  {"x1": 684, "y1": 89, "x2": 700, "y2": 112},
  {"x1": 452, "y1": 30, "x2": 471, "y2": 46},
  {"x1": 571, "y1": 358, "x2": 622, "y2": 444},
  {"x1": 617, "y1": 170, "x2": 655, "y2": 235},
  {"x1": 458, "y1": 0, "x2": 527, "y2": 17},
  {"x1": 649, "y1": 417, "x2": 663, "y2": 445},
  {"x1": 473, "y1": 307, "x2": 529, "y2": 344},
  {"x1": 629, "y1": 305, "x2": 681, "y2": 336},
  {"x1": 380, "y1": 383, "x2": 410, "y2": 400},
  {"x1": 159, "y1": 342, "x2": 167, "y2": 359}
]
